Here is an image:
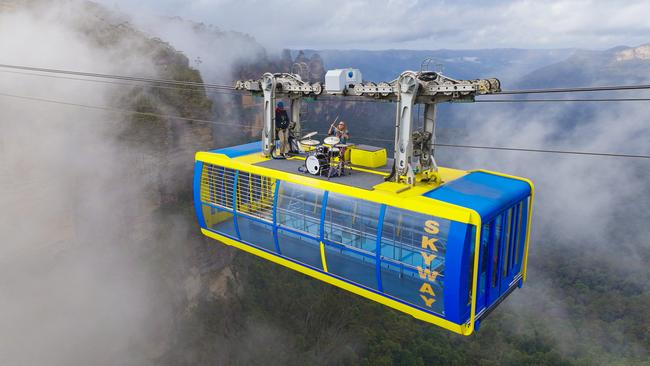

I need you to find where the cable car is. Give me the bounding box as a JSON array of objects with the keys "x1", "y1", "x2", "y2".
[{"x1": 194, "y1": 70, "x2": 534, "y2": 335}]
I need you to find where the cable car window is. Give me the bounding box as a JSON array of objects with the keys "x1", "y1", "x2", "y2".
[
  {"x1": 379, "y1": 207, "x2": 449, "y2": 314},
  {"x1": 491, "y1": 215, "x2": 503, "y2": 288},
  {"x1": 276, "y1": 182, "x2": 323, "y2": 237},
  {"x1": 478, "y1": 223, "x2": 490, "y2": 303},
  {"x1": 467, "y1": 228, "x2": 476, "y2": 305},
  {"x1": 237, "y1": 215, "x2": 276, "y2": 253},
  {"x1": 509, "y1": 204, "x2": 520, "y2": 273},
  {"x1": 502, "y1": 208, "x2": 512, "y2": 277},
  {"x1": 324, "y1": 193, "x2": 380, "y2": 253},
  {"x1": 277, "y1": 228, "x2": 322, "y2": 269},
  {"x1": 323, "y1": 243, "x2": 378, "y2": 290},
  {"x1": 515, "y1": 201, "x2": 524, "y2": 265},
  {"x1": 322, "y1": 193, "x2": 380, "y2": 290},
  {"x1": 202, "y1": 205, "x2": 237, "y2": 238},
  {"x1": 380, "y1": 207, "x2": 449, "y2": 266}
]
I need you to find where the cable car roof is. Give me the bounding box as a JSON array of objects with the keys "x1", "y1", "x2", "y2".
[
  {"x1": 199, "y1": 142, "x2": 532, "y2": 223},
  {"x1": 424, "y1": 171, "x2": 533, "y2": 220},
  {"x1": 209, "y1": 141, "x2": 265, "y2": 158}
]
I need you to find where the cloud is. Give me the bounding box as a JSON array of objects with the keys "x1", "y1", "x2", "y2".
[
  {"x1": 441, "y1": 100, "x2": 650, "y2": 253},
  {"x1": 438, "y1": 97, "x2": 650, "y2": 357},
  {"x1": 0, "y1": 3, "x2": 195, "y2": 365},
  {"x1": 97, "y1": 0, "x2": 650, "y2": 50}
]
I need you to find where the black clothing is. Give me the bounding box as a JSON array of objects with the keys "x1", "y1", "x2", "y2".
[{"x1": 275, "y1": 108, "x2": 290, "y2": 129}]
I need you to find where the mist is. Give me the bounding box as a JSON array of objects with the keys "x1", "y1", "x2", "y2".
[
  {"x1": 0, "y1": 1, "x2": 219, "y2": 365},
  {"x1": 97, "y1": 0, "x2": 650, "y2": 50},
  {"x1": 437, "y1": 94, "x2": 650, "y2": 358},
  {"x1": 442, "y1": 99, "x2": 650, "y2": 254},
  {"x1": 2, "y1": 0, "x2": 649, "y2": 365}
]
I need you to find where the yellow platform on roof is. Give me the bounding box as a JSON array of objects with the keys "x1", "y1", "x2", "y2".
[{"x1": 350, "y1": 144, "x2": 387, "y2": 168}]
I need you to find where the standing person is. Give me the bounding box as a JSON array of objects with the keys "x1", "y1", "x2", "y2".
[
  {"x1": 275, "y1": 101, "x2": 290, "y2": 157},
  {"x1": 328, "y1": 120, "x2": 350, "y2": 144}
]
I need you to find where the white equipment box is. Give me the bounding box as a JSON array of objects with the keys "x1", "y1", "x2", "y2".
[{"x1": 325, "y1": 68, "x2": 363, "y2": 94}]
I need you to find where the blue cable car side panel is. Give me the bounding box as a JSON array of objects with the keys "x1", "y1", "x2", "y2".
[
  {"x1": 193, "y1": 161, "x2": 207, "y2": 229},
  {"x1": 442, "y1": 221, "x2": 472, "y2": 323},
  {"x1": 425, "y1": 171, "x2": 532, "y2": 320},
  {"x1": 194, "y1": 157, "x2": 534, "y2": 333},
  {"x1": 424, "y1": 171, "x2": 531, "y2": 221}
]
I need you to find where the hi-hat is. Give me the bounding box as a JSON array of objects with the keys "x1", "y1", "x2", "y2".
[
  {"x1": 301, "y1": 131, "x2": 317, "y2": 139},
  {"x1": 300, "y1": 139, "x2": 320, "y2": 146},
  {"x1": 324, "y1": 136, "x2": 340, "y2": 145}
]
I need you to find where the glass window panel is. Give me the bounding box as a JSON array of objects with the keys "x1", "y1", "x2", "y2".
[
  {"x1": 515, "y1": 202, "x2": 524, "y2": 265},
  {"x1": 202, "y1": 204, "x2": 237, "y2": 238},
  {"x1": 503, "y1": 209, "x2": 512, "y2": 277},
  {"x1": 492, "y1": 215, "x2": 503, "y2": 288},
  {"x1": 467, "y1": 227, "x2": 476, "y2": 305},
  {"x1": 277, "y1": 228, "x2": 322, "y2": 269},
  {"x1": 324, "y1": 193, "x2": 380, "y2": 254},
  {"x1": 277, "y1": 182, "x2": 323, "y2": 237},
  {"x1": 509, "y1": 204, "x2": 520, "y2": 272},
  {"x1": 380, "y1": 207, "x2": 449, "y2": 268},
  {"x1": 324, "y1": 243, "x2": 378, "y2": 290},
  {"x1": 380, "y1": 261, "x2": 444, "y2": 315},
  {"x1": 478, "y1": 223, "x2": 490, "y2": 301},
  {"x1": 379, "y1": 207, "x2": 448, "y2": 314},
  {"x1": 238, "y1": 215, "x2": 276, "y2": 253}
]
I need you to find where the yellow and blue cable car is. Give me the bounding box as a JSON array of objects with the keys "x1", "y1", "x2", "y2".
[
  {"x1": 193, "y1": 141, "x2": 533, "y2": 335},
  {"x1": 195, "y1": 70, "x2": 533, "y2": 335}
]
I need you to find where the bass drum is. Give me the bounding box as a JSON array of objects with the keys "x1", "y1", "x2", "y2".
[{"x1": 306, "y1": 153, "x2": 329, "y2": 175}]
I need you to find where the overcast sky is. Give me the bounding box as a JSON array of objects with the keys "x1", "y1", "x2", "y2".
[{"x1": 98, "y1": 0, "x2": 650, "y2": 51}]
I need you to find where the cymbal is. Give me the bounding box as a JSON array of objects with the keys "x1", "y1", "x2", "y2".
[
  {"x1": 300, "y1": 139, "x2": 320, "y2": 146},
  {"x1": 302, "y1": 131, "x2": 318, "y2": 139},
  {"x1": 324, "y1": 136, "x2": 340, "y2": 145},
  {"x1": 334, "y1": 143, "x2": 351, "y2": 148}
]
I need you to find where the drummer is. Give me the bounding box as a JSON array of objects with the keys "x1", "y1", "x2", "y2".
[{"x1": 328, "y1": 120, "x2": 350, "y2": 144}]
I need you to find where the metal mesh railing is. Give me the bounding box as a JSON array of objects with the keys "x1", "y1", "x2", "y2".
[
  {"x1": 237, "y1": 172, "x2": 275, "y2": 222},
  {"x1": 201, "y1": 164, "x2": 236, "y2": 209},
  {"x1": 200, "y1": 164, "x2": 276, "y2": 222}
]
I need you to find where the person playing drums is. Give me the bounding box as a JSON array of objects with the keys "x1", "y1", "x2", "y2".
[{"x1": 328, "y1": 120, "x2": 349, "y2": 144}]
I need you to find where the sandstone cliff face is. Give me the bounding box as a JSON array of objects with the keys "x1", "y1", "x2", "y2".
[
  {"x1": 235, "y1": 48, "x2": 326, "y2": 82},
  {"x1": 615, "y1": 44, "x2": 650, "y2": 61},
  {"x1": 0, "y1": 2, "x2": 235, "y2": 364},
  {"x1": 308, "y1": 53, "x2": 326, "y2": 82}
]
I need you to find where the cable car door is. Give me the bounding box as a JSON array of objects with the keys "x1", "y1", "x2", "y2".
[
  {"x1": 499, "y1": 207, "x2": 518, "y2": 294},
  {"x1": 486, "y1": 215, "x2": 502, "y2": 305},
  {"x1": 475, "y1": 223, "x2": 492, "y2": 314}
]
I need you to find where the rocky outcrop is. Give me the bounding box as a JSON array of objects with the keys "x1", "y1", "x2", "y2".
[
  {"x1": 1, "y1": 2, "x2": 235, "y2": 363},
  {"x1": 235, "y1": 48, "x2": 325, "y2": 82},
  {"x1": 309, "y1": 53, "x2": 325, "y2": 82},
  {"x1": 615, "y1": 44, "x2": 650, "y2": 61}
]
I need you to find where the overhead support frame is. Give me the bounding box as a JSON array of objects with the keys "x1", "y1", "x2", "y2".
[{"x1": 236, "y1": 70, "x2": 500, "y2": 184}]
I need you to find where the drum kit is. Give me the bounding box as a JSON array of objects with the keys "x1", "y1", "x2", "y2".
[{"x1": 300, "y1": 131, "x2": 351, "y2": 178}]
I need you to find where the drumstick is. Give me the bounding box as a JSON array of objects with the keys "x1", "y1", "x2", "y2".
[{"x1": 330, "y1": 115, "x2": 340, "y2": 129}]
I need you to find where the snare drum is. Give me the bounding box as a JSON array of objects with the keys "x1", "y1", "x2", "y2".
[{"x1": 316, "y1": 145, "x2": 330, "y2": 155}]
